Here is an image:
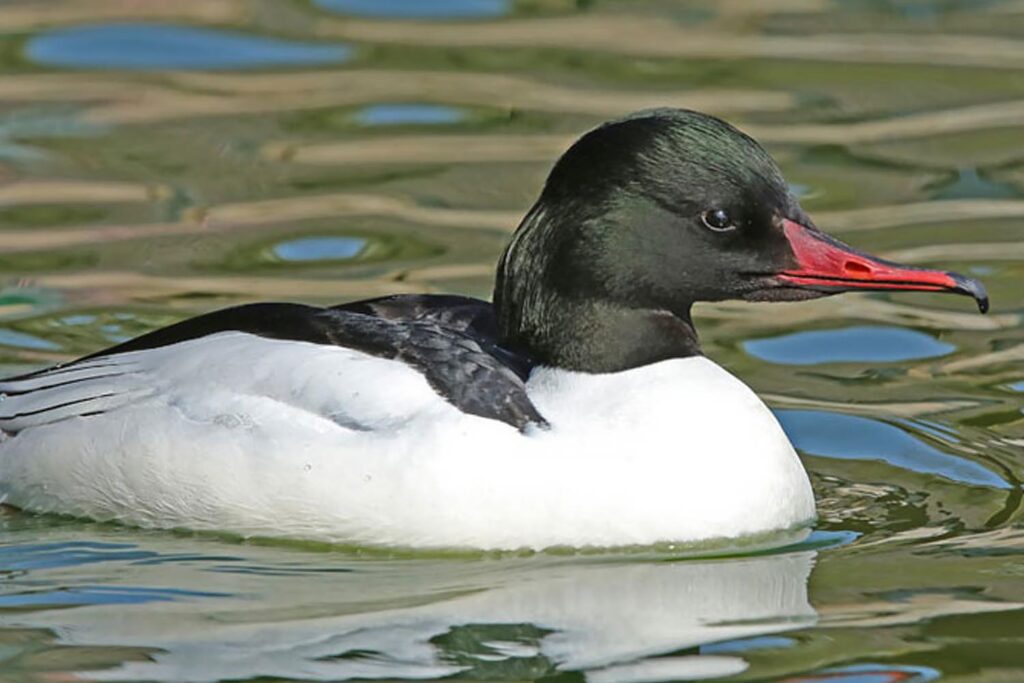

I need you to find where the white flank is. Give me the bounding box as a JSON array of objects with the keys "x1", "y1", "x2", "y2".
[{"x1": 0, "y1": 333, "x2": 815, "y2": 550}]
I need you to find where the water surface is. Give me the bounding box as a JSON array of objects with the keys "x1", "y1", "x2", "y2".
[{"x1": 26, "y1": 24, "x2": 352, "y2": 71}]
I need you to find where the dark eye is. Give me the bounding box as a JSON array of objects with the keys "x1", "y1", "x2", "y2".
[{"x1": 701, "y1": 208, "x2": 735, "y2": 232}]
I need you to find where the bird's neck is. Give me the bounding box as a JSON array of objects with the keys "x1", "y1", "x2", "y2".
[{"x1": 502, "y1": 296, "x2": 701, "y2": 373}]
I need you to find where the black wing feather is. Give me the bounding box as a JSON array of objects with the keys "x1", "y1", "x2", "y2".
[{"x1": 6, "y1": 295, "x2": 546, "y2": 431}]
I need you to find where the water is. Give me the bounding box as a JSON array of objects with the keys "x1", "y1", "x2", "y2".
[
  {"x1": 314, "y1": 0, "x2": 510, "y2": 20},
  {"x1": 0, "y1": 0, "x2": 1022, "y2": 680},
  {"x1": 26, "y1": 25, "x2": 353, "y2": 71},
  {"x1": 743, "y1": 326, "x2": 956, "y2": 365}
]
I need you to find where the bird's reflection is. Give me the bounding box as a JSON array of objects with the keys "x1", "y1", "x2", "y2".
[{"x1": 17, "y1": 547, "x2": 817, "y2": 682}]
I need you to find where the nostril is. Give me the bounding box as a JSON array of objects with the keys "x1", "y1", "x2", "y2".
[{"x1": 844, "y1": 260, "x2": 871, "y2": 275}]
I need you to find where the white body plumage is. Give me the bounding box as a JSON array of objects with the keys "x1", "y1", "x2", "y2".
[{"x1": 0, "y1": 333, "x2": 815, "y2": 550}]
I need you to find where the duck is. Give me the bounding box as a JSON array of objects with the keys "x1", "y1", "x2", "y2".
[{"x1": 0, "y1": 109, "x2": 988, "y2": 551}]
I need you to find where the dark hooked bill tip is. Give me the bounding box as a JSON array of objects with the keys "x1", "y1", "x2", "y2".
[
  {"x1": 947, "y1": 272, "x2": 990, "y2": 313},
  {"x1": 778, "y1": 219, "x2": 990, "y2": 314}
]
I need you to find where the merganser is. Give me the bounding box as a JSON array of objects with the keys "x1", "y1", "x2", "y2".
[{"x1": 0, "y1": 109, "x2": 988, "y2": 550}]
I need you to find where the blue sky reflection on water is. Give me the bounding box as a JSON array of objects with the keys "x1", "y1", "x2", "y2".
[
  {"x1": 273, "y1": 237, "x2": 367, "y2": 263},
  {"x1": 0, "y1": 328, "x2": 61, "y2": 351},
  {"x1": 25, "y1": 24, "x2": 352, "y2": 71},
  {"x1": 776, "y1": 409, "x2": 1009, "y2": 489},
  {"x1": 745, "y1": 326, "x2": 955, "y2": 365},
  {"x1": 0, "y1": 585, "x2": 230, "y2": 608},
  {"x1": 314, "y1": 0, "x2": 508, "y2": 20},
  {"x1": 701, "y1": 635, "x2": 796, "y2": 654},
  {"x1": 355, "y1": 104, "x2": 466, "y2": 126}
]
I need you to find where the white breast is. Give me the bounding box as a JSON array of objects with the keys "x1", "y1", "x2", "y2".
[{"x1": 0, "y1": 335, "x2": 815, "y2": 550}]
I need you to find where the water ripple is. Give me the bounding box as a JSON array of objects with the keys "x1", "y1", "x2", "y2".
[
  {"x1": 777, "y1": 409, "x2": 1009, "y2": 489},
  {"x1": 745, "y1": 326, "x2": 955, "y2": 365},
  {"x1": 314, "y1": 0, "x2": 508, "y2": 20},
  {"x1": 26, "y1": 24, "x2": 352, "y2": 71}
]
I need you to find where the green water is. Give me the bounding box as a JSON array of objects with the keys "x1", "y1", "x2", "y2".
[{"x1": 0, "y1": 0, "x2": 1022, "y2": 680}]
